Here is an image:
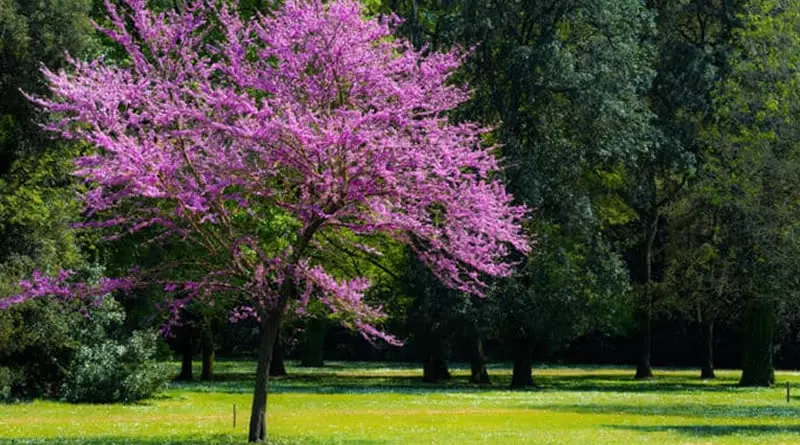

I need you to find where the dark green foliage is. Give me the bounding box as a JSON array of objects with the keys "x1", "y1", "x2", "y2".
[
  {"x1": 0, "y1": 366, "x2": 10, "y2": 401},
  {"x1": 384, "y1": 0, "x2": 654, "y2": 384},
  {"x1": 0, "y1": 300, "x2": 78, "y2": 398},
  {"x1": 0, "y1": 1, "x2": 98, "y2": 398},
  {"x1": 0, "y1": 0, "x2": 95, "y2": 173},
  {"x1": 495, "y1": 227, "x2": 632, "y2": 354}
]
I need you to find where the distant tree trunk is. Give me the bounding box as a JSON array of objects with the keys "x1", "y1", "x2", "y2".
[
  {"x1": 422, "y1": 334, "x2": 451, "y2": 383},
  {"x1": 201, "y1": 332, "x2": 215, "y2": 381},
  {"x1": 700, "y1": 317, "x2": 716, "y2": 379},
  {"x1": 740, "y1": 298, "x2": 775, "y2": 387},
  {"x1": 177, "y1": 336, "x2": 193, "y2": 381},
  {"x1": 469, "y1": 335, "x2": 490, "y2": 384},
  {"x1": 300, "y1": 316, "x2": 327, "y2": 367},
  {"x1": 510, "y1": 338, "x2": 533, "y2": 388},
  {"x1": 422, "y1": 355, "x2": 451, "y2": 382},
  {"x1": 269, "y1": 332, "x2": 287, "y2": 377},
  {"x1": 635, "y1": 303, "x2": 654, "y2": 379},
  {"x1": 635, "y1": 210, "x2": 658, "y2": 380}
]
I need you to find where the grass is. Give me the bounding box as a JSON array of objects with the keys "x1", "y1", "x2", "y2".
[{"x1": 2, "y1": 361, "x2": 800, "y2": 444}]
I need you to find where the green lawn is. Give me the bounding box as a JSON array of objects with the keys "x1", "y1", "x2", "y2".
[{"x1": 2, "y1": 361, "x2": 800, "y2": 444}]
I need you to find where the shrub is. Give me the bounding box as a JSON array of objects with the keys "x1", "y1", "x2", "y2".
[
  {"x1": 0, "y1": 367, "x2": 11, "y2": 401},
  {"x1": 0, "y1": 295, "x2": 170, "y2": 403},
  {"x1": 62, "y1": 309, "x2": 170, "y2": 403},
  {"x1": 0, "y1": 299, "x2": 78, "y2": 398},
  {"x1": 120, "y1": 331, "x2": 171, "y2": 402}
]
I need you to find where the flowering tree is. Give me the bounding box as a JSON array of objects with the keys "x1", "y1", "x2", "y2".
[{"x1": 4, "y1": 0, "x2": 529, "y2": 441}]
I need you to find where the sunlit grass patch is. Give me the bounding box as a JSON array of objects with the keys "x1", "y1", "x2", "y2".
[{"x1": 1, "y1": 362, "x2": 800, "y2": 444}]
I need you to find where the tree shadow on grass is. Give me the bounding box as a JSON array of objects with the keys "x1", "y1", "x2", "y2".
[
  {"x1": 541, "y1": 403, "x2": 800, "y2": 419},
  {"x1": 605, "y1": 424, "x2": 800, "y2": 438},
  {"x1": 171, "y1": 369, "x2": 743, "y2": 396},
  {"x1": 171, "y1": 373, "x2": 487, "y2": 395},
  {"x1": 531, "y1": 373, "x2": 740, "y2": 394},
  {"x1": 0, "y1": 434, "x2": 385, "y2": 445}
]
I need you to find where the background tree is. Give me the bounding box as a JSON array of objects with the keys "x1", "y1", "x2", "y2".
[
  {"x1": 616, "y1": 0, "x2": 745, "y2": 379},
  {"x1": 664, "y1": 192, "x2": 739, "y2": 379},
  {"x1": 700, "y1": 0, "x2": 800, "y2": 386},
  {"x1": 0, "y1": 0, "x2": 98, "y2": 397},
  {"x1": 493, "y1": 229, "x2": 631, "y2": 387},
  {"x1": 0, "y1": 0, "x2": 96, "y2": 300},
  {"x1": 385, "y1": 0, "x2": 654, "y2": 386},
  {"x1": 0, "y1": 0, "x2": 95, "y2": 174}
]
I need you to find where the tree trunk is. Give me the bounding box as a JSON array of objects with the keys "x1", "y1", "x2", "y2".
[
  {"x1": 248, "y1": 313, "x2": 282, "y2": 442},
  {"x1": 300, "y1": 316, "x2": 327, "y2": 367},
  {"x1": 269, "y1": 332, "x2": 287, "y2": 377},
  {"x1": 201, "y1": 336, "x2": 215, "y2": 381},
  {"x1": 635, "y1": 303, "x2": 654, "y2": 379},
  {"x1": 177, "y1": 336, "x2": 193, "y2": 381},
  {"x1": 739, "y1": 299, "x2": 775, "y2": 387},
  {"x1": 635, "y1": 211, "x2": 658, "y2": 380},
  {"x1": 248, "y1": 221, "x2": 319, "y2": 442},
  {"x1": 700, "y1": 317, "x2": 716, "y2": 379},
  {"x1": 421, "y1": 334, "x2": 451, "y2": 383},
  {"x1": 510, "y1": 339, "x2": 533, "y2": 388},
  {"x1": 422, "y1": 351, "x2": 451, "y2": 383},
  {"x1": 469, "y1": 335, "x2": 490, "y2": 384}
]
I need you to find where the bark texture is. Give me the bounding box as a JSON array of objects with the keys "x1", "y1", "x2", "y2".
[
  {"x1": 201, "y1": 336, "x2": 215, "y2": 381},
  {"x1": 422, "y1": 336, "x2": 451, "y2": 383}
]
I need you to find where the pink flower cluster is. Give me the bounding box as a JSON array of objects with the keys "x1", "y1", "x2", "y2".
[
  {"x1": 0, "y1": 270, "x2": 134, "y2": 310},
  {"x1": 230, "y1": 305, "x2": 261, "y2": 323}
]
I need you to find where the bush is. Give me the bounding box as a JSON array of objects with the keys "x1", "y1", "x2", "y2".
[
  {"x1": 0, "y1": 299, "x2": 78, "y2": 398},
  {"x1": 62, "y1": 323, "x2": 170, "y2": 403},
  {"x1": 120, "y1": 331, "x2": 171, "y2": 402},
  {"x1": 0, "y1": 367, "x2": 11, "y2": 401},
  {"x1": 0, "y1": 295, "x2": 170, "y2": 403}
]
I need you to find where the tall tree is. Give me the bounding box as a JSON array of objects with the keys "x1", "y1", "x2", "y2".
[
  {"x1": 702, "y1": 0, "x2": 800, "y2": 386},
  {"x1": 384, "y1": 0, "x2": 654, "y2": 386},
  {"x1": 664, "y1": 194, "x2": 739, "y2": 379},
  {"x1": 621, "y1": 0, "x2": 745, "y2": 379},
  {"x1": 4, "y1": 1, "x2": 529, "y2": 443}
]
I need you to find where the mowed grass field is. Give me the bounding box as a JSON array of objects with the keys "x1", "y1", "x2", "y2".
[{"x1": 2, "y1": 361, "x2": 800, "y2": 444}]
